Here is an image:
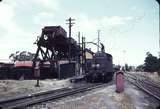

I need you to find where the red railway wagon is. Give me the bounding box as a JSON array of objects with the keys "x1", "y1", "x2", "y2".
[
  {"x1": 12, "y1": 61, "x2": 34, "y2": 79},
  {"x1": 14, "y1": 61, "x2": 33, "y2": 67}
]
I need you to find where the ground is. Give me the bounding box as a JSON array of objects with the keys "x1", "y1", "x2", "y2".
[
  {"x1": 0, "y1": 73, "x2": 159, "y2": 109},
  {"x1": 132, "y1": 72, "x2": 160, "y2": 83},
  {"x1": 29, "y1": 81, "x2": 159, "y2": 109},
  {"x1": 0, "y1": 79, "x2": 72, "y2": 99}
]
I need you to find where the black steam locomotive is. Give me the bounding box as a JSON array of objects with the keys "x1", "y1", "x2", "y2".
[{"x1": 85, "y1": 50, "x2": 114, "y2": 83}]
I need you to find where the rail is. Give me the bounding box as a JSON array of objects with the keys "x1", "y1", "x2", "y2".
[
  {"x1": 124, "y1": 72, "x2": 160, "y2": 101},
  {"x1": 0, "y1": 83, "x2": 106, "y2": 109}
]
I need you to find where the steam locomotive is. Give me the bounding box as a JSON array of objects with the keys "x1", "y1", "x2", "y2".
[{"x1": 85, "y1": 50, "x2": 114, "y2": 83}]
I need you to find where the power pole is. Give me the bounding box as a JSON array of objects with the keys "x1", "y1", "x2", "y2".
[
  {"x1": 158, "y1": 1, "x2": 160, "y2": 58},
  {"x1": 97, "y1": 30, "x2": 101, "y2": 52},
  {"x1": 81, "y1": 36, "x2": 86, "y2": 75},
  {"x1": 154, "y1": 0, "x2": 160, "y2": 58},
  {"x1": 159, "y1": 7, "x2": 160, "y2": 58},
  {"x1": 123, "y1": 50, "x2": 126, "y2": 71},
  {"x1": 66, "y1": 17, "x2": 75, "y2": 62},
  {"x1": 78, "y1": 32, "x2": 81, "y2": 45}
]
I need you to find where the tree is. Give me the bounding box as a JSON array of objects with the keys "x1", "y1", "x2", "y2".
[
  {"x1": 9, "y1": 51, "x2": 36, "y2": 62},
  {"x1": 136, "y1": 65, "x2": 144, "y2": 72},
  {"x1": 144, "y1": 52, "x2": 159, "y2": 73}
]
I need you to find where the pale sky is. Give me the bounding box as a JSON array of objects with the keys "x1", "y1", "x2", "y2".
[{"x1": 0, "y1": 0, "x2": 159, "y2": 66}]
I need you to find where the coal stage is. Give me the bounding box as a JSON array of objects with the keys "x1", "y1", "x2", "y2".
[
  {"x1": 0, "y1": 26, "x2": 81, "y2": 80},
  {"x1": 32, "y1": 26, "x2": 81, "y2": 80}
]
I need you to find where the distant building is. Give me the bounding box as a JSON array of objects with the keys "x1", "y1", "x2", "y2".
[{"x1": 85, "y1": 49, "x2": 94, "y2": 59}]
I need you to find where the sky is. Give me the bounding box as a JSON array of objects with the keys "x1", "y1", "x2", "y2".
[{"x1": 0, "y1": 0, "x2": 159, "y2": 66}]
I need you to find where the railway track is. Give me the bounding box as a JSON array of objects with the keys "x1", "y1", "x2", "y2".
[
  {"x1": 125, "y1": 72, "x2": 160, "y2": 101},
  {"x1": 0, "y1": 83, "x2": 106, "y2": 109}
]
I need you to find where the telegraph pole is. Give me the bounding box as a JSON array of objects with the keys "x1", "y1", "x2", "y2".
[
  {"x1": 81, "y1": 36, "x2": 86, "y2": 75},
  {"x1": 159, "y1": 5, "x2": 160, "y2": 58},
  {"x1": 154, "y1": 0, "x2": 160, "y2": 58},
  {"x1": 123, "y1": 50, "x2": 126, "y2": 64},
  {"x1": 66, "y1": 17, "x2": 75, "y2": 62},
  {"x1": 97, "y1": 30, "x2": 101, "y2": 52},
  {"x1": 158, "y1": 0, "x2": 160, "y2": 58}
]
